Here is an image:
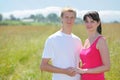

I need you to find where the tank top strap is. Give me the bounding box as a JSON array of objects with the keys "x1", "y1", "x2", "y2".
[{"x1": 93, "y1": 36, "x2": 102, "y2": 46}]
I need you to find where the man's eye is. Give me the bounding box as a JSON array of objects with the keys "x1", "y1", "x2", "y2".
[{"x1": 70, "y1": 17, "x2": 74, "y2": 19}]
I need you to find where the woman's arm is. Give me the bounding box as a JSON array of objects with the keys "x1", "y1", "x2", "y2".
[{"x1": 76, "y1": 37, "x2": 110, "y2": 74}]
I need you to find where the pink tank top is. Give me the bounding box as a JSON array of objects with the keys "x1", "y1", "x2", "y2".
[{"x1": 80, "y1": 36, "x2": 104, "y2": 80}]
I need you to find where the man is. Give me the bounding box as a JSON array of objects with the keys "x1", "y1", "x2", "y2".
[{"x1": 40, "y1": 7, "x2": 82, "y2": 80}]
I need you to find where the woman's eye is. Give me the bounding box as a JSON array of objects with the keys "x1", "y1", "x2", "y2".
[{"x1": 91, "y1": 21, "x2": 95, "y2": 23}]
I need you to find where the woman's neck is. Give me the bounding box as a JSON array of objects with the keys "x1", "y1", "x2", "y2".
[{"x1": 88, "y1": 31, "x2": 100, "y2": 39}]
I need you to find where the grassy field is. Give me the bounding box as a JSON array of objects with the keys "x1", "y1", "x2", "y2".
[{"x1": 0, "y1": 23, "x2": 120, "y2": 80}]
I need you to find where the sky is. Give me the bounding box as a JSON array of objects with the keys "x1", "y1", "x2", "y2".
[{"x1": 0, "y1": 0, "x2": 120, "y2": 22}]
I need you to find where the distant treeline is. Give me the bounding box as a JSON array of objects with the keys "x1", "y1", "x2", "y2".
[
  {"x1": 0, "y1": 13, "x2": 84, "y2": 26},
  {"x1": 0, "y1": 13, "x2": 119, "y2": 26}
]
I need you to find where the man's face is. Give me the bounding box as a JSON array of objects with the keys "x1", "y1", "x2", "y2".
[{"x1": 61, "y1": 11, "x2": 76, "y2": 27}]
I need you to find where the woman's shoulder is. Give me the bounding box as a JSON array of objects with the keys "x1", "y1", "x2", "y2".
[
  {"x1": 97, "y1": 36, "x2": 107, "y2": 49},
  {"x1": 98, "y1": 36, "x2": 106, "y2": 43}
]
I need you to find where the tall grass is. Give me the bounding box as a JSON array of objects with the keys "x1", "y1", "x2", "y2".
[{"x1": 0, "y1": 23, "x2": 120, "y2": 80}]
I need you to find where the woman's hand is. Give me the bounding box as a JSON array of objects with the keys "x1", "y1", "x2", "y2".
[{"x1": 74, "y1": 68, "x2": 88, "y2": 74}]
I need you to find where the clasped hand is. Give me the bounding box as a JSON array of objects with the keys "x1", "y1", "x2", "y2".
[{"x1": 65, "y1": 67, "x2": 87, "y2": 77}]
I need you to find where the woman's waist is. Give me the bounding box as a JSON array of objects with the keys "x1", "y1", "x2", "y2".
[
  {"x1": 81, "y1": 63, "x2": 103, "y2": 68},
  {"x1": 81, "y1": 73, "x2": 104, "y2": 80}
]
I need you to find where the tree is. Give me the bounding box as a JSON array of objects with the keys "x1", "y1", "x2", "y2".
[
  {"x1": 29, "y1": 14, "x2": 36, "y2": 21},
  {"x1": 36, "y1": 14, "x2": 45, "y2": 22},
  {"x1": 0, "y1": 14, "x2": 3, "y2": 21},
  {"x1": 75, "y1": 17, "x2": 83, "y2": 24},
  {"x1": 47, "y1": 13, "x2": 59, "y2": 23},
  {"x1": 113, "y1": 20, "x2": 119, "y2": 23},
  {"x1": 10, "y1": 14, "x2": 17, "y2": 20}
]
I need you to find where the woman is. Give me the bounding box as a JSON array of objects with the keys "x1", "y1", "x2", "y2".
[{"x1": 76, "y1": 11, "x2": 110, "y2": 80}]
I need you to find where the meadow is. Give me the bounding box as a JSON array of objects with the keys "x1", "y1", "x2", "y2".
[{"x1": 0, "y1": 23, "x2": 120, "y2": 80}]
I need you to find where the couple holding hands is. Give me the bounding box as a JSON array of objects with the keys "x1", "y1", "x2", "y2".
[{"x1": 40, "y1": 7, "x2": 110, "y2": 80}]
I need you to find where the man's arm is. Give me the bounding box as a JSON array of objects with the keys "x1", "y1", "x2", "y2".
[{"x1": 40, "y1": 58, "x2": 76, "y2": 76}]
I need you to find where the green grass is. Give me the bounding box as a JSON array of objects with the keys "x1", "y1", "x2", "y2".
[{"x1": 0, "y1": 24, "x2": 120, "y2": 80}]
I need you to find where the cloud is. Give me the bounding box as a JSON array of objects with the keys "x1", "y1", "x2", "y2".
[
  {"x1": 2, "y1": 7, "x2": 61, "y2": 18},
  {"x1": 77, "y1": 10, "x2": 120, "y2": 22},
  {"x1": 99, "y1": 11, "x2": 120, "y2": 22},
  {"x1": 2, "y1": 7, "x2": 120, "y2": 22}
]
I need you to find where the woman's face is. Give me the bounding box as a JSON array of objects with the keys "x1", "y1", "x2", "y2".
[{"x1": 84, "y1": 16, "x2": 100, "y2": 32}]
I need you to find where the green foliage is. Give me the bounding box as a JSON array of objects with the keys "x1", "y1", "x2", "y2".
[
  {"x1": 0, "y1": 24, "x2": 120, "y2": 80},
  {"x1": 0, "y1": 20, "x2": 61, "y2": 26},
  {"x1": 47, "y1": 13, "x2": 60, "y2": 23},
  {"x1": 0, "y1": 14, "x2": 2, "y2": 21},
  {"x1": 0, "y1": 20, "x2": 28, "y2": 26}
]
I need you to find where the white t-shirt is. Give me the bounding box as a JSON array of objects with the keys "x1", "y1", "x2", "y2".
[{"x1": 42, "y1": 31, "x2": 82, "y2": 80}]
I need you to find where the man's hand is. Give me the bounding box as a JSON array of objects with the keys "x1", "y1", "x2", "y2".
[{"x1": 64, "y1": 67, "x2": 77, "y2": 77}]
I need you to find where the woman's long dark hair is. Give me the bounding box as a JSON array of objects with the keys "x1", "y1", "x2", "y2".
[{"x1": 83, "y1": 11, "x2": 102, "y2": 34}]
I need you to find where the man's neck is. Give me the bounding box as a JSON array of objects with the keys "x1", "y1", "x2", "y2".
[{"x1": 61, "y1": 27, "x2": 72, "y2": 35}]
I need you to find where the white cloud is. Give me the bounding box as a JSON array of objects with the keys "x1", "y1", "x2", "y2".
[
  {"x1": 99, "y1": 11, "x2": 120, "y2": 22},
  {"x1": 2, "y1": 7, "x2": 61, "y2": 19},
  {"x1": 2, "y1": 7, "x2": 120, "y2": 22},
  {"x1": 77, "y1": 10, "x2": 120, "y2": 22}
]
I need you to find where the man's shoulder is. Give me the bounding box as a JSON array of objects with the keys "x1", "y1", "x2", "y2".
[
  {"x1": 47, "y1": 31, "x2": 61, "y2": 39},
  {"x1": 72, "y1": 34, "x2": 81, "y2": 40}
]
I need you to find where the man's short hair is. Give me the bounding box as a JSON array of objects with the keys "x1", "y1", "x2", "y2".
[{"x1": 61, "y1": 7, "x2": 76, "y2": 18}]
